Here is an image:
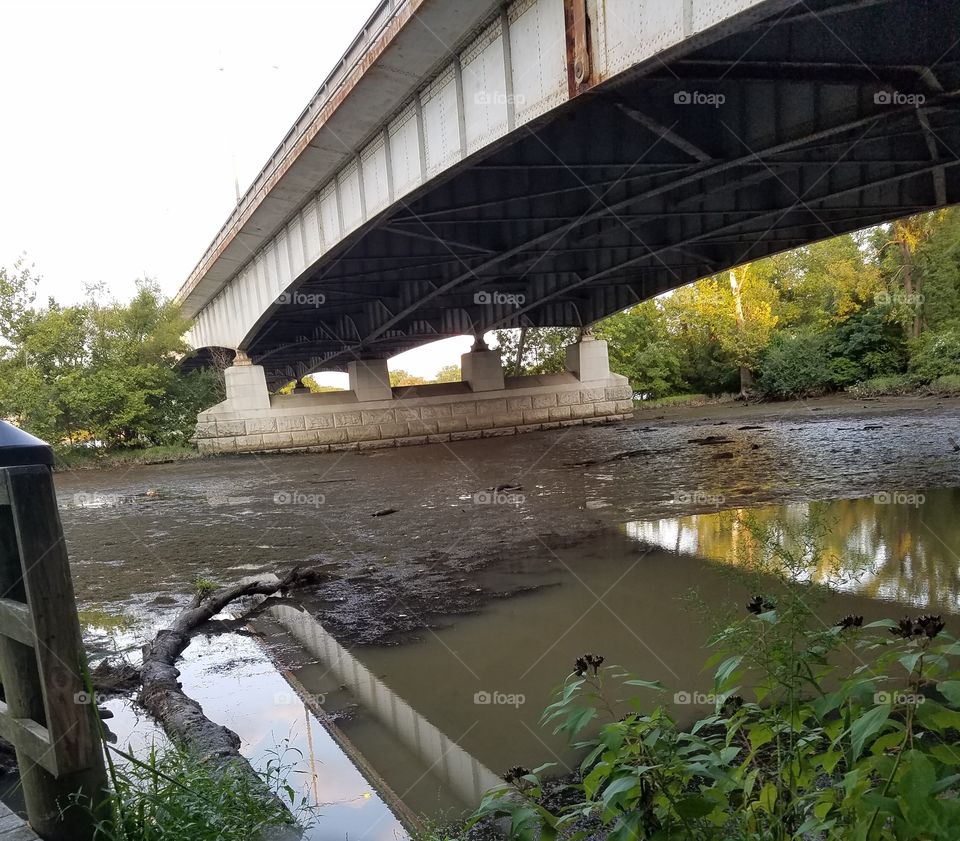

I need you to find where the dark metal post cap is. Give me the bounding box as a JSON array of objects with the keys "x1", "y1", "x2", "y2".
[{"x1": 0, "y1": 421, "x2": 54, "y2": 467}]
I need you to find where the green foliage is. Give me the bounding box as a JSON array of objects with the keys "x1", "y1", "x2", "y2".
[
  {"x1": 55, "y1": 443, "x2": 200, "y2": 470},
  {"x1": 595, "y1": 303, "x2": 685, "y2": 398},
  {"x1": 0, "y1": 274, "x2": 219, "y2": 449},
  {"x1": 757, "y1": 331, "x2": 832, "y2": 398},
  {"x1": 0, "y1": 256, "x2": 37, "y2": 345},
  {"x1": 434, "y1": 364, "x2": 462, "y2": 383},
  {"x1": 469, "y1": 533, "x2": 960, "y2": 841},
  {"x1": 930, "y1": 374, "x2": 960, "y2": 395},
  {"x1": 495, "y1": 327, "x2": 577, "y2": 375},
  {"x1": 759, "y1": 308, "x2": 909, "y2": 398},
  {"x1": 908, "y1": 328, "x2": 960, "y2": 383},
  {"x1": 846, "y1": 375, "x2": 914, "y2": 398},
  {"x1": 86, "y1": 744, "x2": 297, "y2": 841},
  {"x1": 638, "y1": 393, "x2": 738, "y2": 409},
  {"x1": 193, "y1": 577, "x2": 220, "y2": 600},
  {"x1": 915, "y1": 212, "x2": 960, "y2": 330},
  {"x1": 390, "y1": 369, "x2": 428, "y2": 387}
]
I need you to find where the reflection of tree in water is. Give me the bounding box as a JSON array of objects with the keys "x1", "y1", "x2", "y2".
[{"x1": 627, "y1": 489, "x2": 960, "y2": 611}]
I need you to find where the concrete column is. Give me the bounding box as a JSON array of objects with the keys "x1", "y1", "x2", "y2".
[
  {"x1": 461, "y1": 349, "x2": 505, "y2": 392},
  {"x1": 565, "y1": 336, "x2": 611, "y2": 382},
  {"x1": 224, "y1": 362, "x2": 271, "y2": 411},
  {"x1": 348, "y1": 358, "x2": 392, "y2": 402}
]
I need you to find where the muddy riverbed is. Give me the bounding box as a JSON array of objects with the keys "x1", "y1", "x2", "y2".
[
  {"x1": 59, "y1": 394, "x2": 960, "y2": 642},
  {"x1": 51, "y1": 394, "x2": 960, "y2": 837}
]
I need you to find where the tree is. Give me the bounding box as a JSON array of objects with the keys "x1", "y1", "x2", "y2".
[
  {"x1": 594, "y1": 302, "x2": 684, "y2": 398},
  {"x1": 914, "y1": 208, "x2": 960, "y2": 331},
  {"x1": 493, "y1": 327, "x2": 577, "y2": 375},
  {"x1": 0, "y1": 256, "x2": 37, "y2": 348},
  {"x1": 389, "y1": 369, "x2": 427, "y2": 387},
  {"x1": 0, "y1": 272, "x2": 218, "y2": 448},
  {"x1": 662, "y1": 267, "x2": 778, "y2": 396},
  {"x1": 433, "y1": 364, "x2": 461, "y2": 383}
]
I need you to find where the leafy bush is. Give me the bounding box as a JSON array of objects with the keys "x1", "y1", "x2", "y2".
[
  {"x1": 469, "y1": 542, "x2": 960, "y2": 840},
  {"x1": 908, "y1": 328, "x2": 960, "y2": 383},
  {"x1": 757, "y1": 332, "x2": 832, "y2": 398},
  {"x1": 847, "y1": 375, "x2": 915, "y2": 398}
]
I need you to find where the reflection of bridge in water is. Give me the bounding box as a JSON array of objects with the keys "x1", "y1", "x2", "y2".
[{"x1": 267, "y1": 603, "x2": 503, "y2": 829}]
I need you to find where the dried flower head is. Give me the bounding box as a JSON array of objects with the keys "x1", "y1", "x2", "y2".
[
  {"x1": 747, "y1": 595, "x2": 775, "y2": 615},
  {"x1": 836, "y1": 615, "x2": 864, "y2": 631},
  {"x1": 504, "y1": 766, "x2": 530, "y2": 786},
  {"x1": 574, "y1": 653, "x2": 605, "y2": 677},
  {"x1": 916, "y1": 614, "x2": 945, "y2": 639}
]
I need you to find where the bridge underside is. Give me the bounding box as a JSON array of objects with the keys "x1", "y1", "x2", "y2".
[{"x1": 242, "y1": 0, "x2": 960, "y2": 385}]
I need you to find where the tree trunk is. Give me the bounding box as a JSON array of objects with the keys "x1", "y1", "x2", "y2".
[
  {"x1": 897, "y1": 235, "x2": 923, "y2": 338},
  {"x1": 514, "y1": 326, "x2": 528, "y2": 377},
  {"x1": 729, "y1": 270, "x2": 752, "y2": 398}
]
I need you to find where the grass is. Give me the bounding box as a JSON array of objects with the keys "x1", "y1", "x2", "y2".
[
  {"x1": 635, "y1": 392, "x2": 739, "y2": 409},
  {"x1": 78, "y1": 607, "x2": 138, "y2": 635},
  {"x1": 847, "y1": 374, "x2": 960, "y2": 398},
  {"x1": 55, "y1": 444, "x2": 202, "y2": 471},
  {"x1": 193, "y1": 577, "x2": 220, "y2": 600},
  {"x1": 83, "y1": 744, "x2": 298, "y2": 841},
  {"x1": 846, "y1": 374, "x2": 915, "y2": 397},
  {"x1": 931, "y1": 374, "x2": 960, "y2": 395}
]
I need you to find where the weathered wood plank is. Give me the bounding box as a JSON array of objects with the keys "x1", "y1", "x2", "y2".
[
  {"x1": 5, "y1": 466, "x2": 98, "y2": 775},
  {"x1": 0, "y1": 702, "x2": 55, "y2": 775},
  {"x1": 0, "y1": 466, "x2": 108, "y2": 840},
  {"x1": 0, "y1": 600, "x2": 35, "y2": 648}
]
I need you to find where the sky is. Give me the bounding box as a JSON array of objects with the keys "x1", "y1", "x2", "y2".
[{"x1": 0, "y1": 0, "x2": 472, "y2": 381}]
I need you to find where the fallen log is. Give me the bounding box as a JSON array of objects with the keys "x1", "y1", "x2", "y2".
[{"x1": 138, "y1": 566, "x2": 322, "y2": 836}]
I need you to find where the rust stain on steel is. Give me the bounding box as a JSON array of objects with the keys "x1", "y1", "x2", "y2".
[
  {"x1": 563, "y1": 0, "x2": 594, "y2": 99},
  {"x1": 181, "y1": 0, "x2": 430, "y2": 305}
]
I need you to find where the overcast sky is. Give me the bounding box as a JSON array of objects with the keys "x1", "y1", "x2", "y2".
[{"x1": 0, "y1": 0, "x2": 472, "y2": 380}]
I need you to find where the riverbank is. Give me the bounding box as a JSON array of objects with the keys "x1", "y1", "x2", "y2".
[{"x1": 55, "y1": 443, "x2": 201, "y2": 471}]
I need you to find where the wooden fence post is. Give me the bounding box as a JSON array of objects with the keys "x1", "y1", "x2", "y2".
[{"x1": 0, "y1": 422, "x2": 109, "y2": 840}]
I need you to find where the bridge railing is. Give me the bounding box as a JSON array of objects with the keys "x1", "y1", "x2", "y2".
[{"x1": 179, "y1": 0, "x2": 411, "y2": 304}]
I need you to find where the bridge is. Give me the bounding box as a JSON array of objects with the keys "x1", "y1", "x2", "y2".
[{"x1": 177, "y1": 0, "x2": 960, "y2": 454}]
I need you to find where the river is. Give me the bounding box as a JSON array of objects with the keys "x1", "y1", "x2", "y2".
[{"x1": 51, "y1": 395, "x2": 960, "y2": 839}]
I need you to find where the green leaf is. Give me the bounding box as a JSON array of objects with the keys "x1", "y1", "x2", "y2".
[
  {"x1": 600, "y1": 775, "x2": 640, "y2": 812},
  {"x1": 714, "y1": 655, "x2": 743, "y2": 692},
  {"x1": 899, "y1": 651, "x2": 923, "y2": 674},
  {"x1": 757, "y1": 782, "x2": 777, "y2": 814},
  {"x1": 897, "y1": 751, "x2": 940, "y2": 832},
  {"x1": 622, "y1": 679, "x2": 664, "y2": 691},
  {"x1": 937, "y1": 680, "x2": 960, "y2": 707},
  {"x1": 849, "y1": 702, "x2": 891, "y2": 762},
  {"x1": 675, "y1": 794, "x2": 715, "y2": 819},
  {"x1": 749, "y1": 724, "x2": 775, "y2": 751}
]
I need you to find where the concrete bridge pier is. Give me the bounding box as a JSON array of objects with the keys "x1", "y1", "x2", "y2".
[
  {"x1": 195, "y1": 337, "x2": 632, "y2": 454},
  {"x1": 460, "y1": 338, "x2": 505, "y2": 392},
  {"x1": 221, "y1": 352, "x2": 271, "y2": 411},
  {"x1": 347, "y1": 358, "x2": 392, "y2": 402}
]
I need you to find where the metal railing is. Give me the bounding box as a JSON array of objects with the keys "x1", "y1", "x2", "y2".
[{"x1": 176, "y1": 0, "x2": 410, "y2": 305}]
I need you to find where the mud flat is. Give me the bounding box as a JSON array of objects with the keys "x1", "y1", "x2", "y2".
[{"x1": 55, "y1": 394, "x2": 960, "y2": 642}]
